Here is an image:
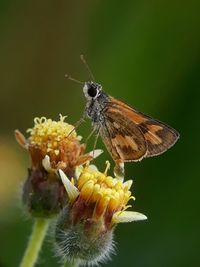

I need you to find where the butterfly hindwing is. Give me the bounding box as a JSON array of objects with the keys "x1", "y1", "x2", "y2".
[{"x1": 99, "y1": 108, "x2": 147, "y2": 162}]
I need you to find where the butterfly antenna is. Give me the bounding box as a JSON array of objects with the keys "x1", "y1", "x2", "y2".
[
  {"x1": 65, "y1": 74, "x2": 84, "y2": 85},
  {"x1": 80, "y1": 54, "x2": 95, "y2": 81}
]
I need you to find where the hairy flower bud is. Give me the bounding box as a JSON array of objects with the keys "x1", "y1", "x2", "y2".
[
  {"x1": 55, "y1": 205, "x2": 114, "y2": 266},
  {"x1": 55, "y1": 162, "x2": 147, "y2": 265}
]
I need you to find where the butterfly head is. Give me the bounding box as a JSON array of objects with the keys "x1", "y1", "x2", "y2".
[{"x1": 83, "y1": 81, "x2": 102, "y2": 100}]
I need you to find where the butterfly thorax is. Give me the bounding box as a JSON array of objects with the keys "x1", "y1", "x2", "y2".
[
  {"x1": 83, "y1": 81, "x2": 109, "y2": 124},
  {"x1": 85, "y1": 91, "x2": 108, "y2": 124}
]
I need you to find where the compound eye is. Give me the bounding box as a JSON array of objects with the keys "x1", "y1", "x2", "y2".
[{"x1": 87, "y1": 85, "x2": 98, "y2": 97}]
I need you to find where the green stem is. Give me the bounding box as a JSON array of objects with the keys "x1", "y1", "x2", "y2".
[{"x1": 19, "y1": 219, "x2": 49, "y2": 267}]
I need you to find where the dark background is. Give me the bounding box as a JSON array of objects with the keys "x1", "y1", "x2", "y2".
[{"x1": 0, "y1": 1, "x2": 199, "y2": 266}]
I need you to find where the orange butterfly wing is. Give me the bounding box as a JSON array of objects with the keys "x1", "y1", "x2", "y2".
[
  {"x1": 99, "y1": 105, "x2": 147, "y2": 162},
  {"x1": 103, "y1": 96, "x2": 179, "y2": 159}
]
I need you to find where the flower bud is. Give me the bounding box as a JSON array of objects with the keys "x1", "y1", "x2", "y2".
[{"x1": 55, "y1": 205, "x2": 114, "y2": 265}]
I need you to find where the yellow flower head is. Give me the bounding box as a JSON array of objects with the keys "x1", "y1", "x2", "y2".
[
  {"x1": 77, "y1": 162, "x2": 133, "y2": 223},
  {"x1": 15, "y1": 115, "x2": 97, "y2": 173},
  {"x1": 27, "y1": 115, "x2": 80, "y2": 156},
  {"x1": 59, "y1": 161, "x2": 146, "y2": 228},
  {"x1": 56, "y1": 162, "x2": 147, "y2": 265}
]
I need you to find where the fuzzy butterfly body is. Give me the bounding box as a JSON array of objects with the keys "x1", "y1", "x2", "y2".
[{"x1": 83, "y1": 81, "x2": 179, "y2": 174}]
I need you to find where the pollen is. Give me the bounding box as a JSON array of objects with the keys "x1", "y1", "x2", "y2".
[
  {"x1": 77, "y1": 162, "x2": 134, "y2": 220},
  {"x1": 27, "y1": 115, "x2": 80, "y2": 156}
]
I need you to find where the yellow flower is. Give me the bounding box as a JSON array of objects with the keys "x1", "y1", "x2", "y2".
[
  {"x1": 60, "y1": 161, "x2": 146, "y2": 227},
  {"x1": 27, "y1": 115, "x2": 79, "y2": 155},
  {"x1": 15, "y1": 115, "x2": 99, "y2": 173},
  {"x1": 55, "y1": 162, "x2": 147, "y2": 265},
  {"x1": 15, "y1": 115, "x2": 102, "y2": 217}
]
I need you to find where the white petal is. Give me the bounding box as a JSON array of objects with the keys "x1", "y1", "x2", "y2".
[
  {"x1": 112, "y1": 211, "x2": 147, "y2": 224},
  {"x1": 123, "y1": 180, "x2": 133, "y2": 190},
  {"x1": 58, "y1": 169, "x2": 80, "y2": 202},
  {"x1": 87, "y1": 164, "x2": 99, "y2": 172},
  {"x1": 77, "y1": 135, "x2": 82, "y2": 141},
  {"x1": 42, "y1": 155, "x2": 52, "y2": 172},
  {"x1": 88, "y1": 149, "x2": 103, "y2": 159},
  {"x1": 74, "y1": 166, "x2": 83, "y2": 180}
]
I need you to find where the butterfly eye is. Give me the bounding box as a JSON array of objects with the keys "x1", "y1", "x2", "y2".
[{"x1": 87, "y1": 85, "x2": 98, "y2": 98}]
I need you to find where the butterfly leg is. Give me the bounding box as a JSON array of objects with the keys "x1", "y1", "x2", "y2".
[
  {"x1": 85, "y1": 127, "x2": 96, "y2": 146},
  {"x1": 114, "y1": 160, "x2": 125, "y2": 180},
  {"x1": 92, "y1": 128, "x2": 100, "y2": 159},
  {"x1": 67, "y1": 116, "x2": 85, "y2": 138}
]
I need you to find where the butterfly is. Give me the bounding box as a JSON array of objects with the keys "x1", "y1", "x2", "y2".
[
  {"x1": 66, "y1": 56, "x2": 180, "y2": 177},
  {"x1": 82, "y1": 81, "x2": 179, "y2": 175}
]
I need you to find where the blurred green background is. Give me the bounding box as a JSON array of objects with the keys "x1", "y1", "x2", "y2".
[{"x1": 0, "y1": 0, "x2": 199, "y2": 266}]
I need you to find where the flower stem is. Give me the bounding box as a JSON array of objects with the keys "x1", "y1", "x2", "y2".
[{"x1": 19, "y1": 219, "x2": 49, "y2": 267}]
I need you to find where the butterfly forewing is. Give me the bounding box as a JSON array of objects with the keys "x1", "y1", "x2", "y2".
[
  {"x1": 138, "y1": 120, "x2": 179, "y2": 157},
  {"x1": 106, "y1": 97, "x2": 179, "y2": 158}
]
